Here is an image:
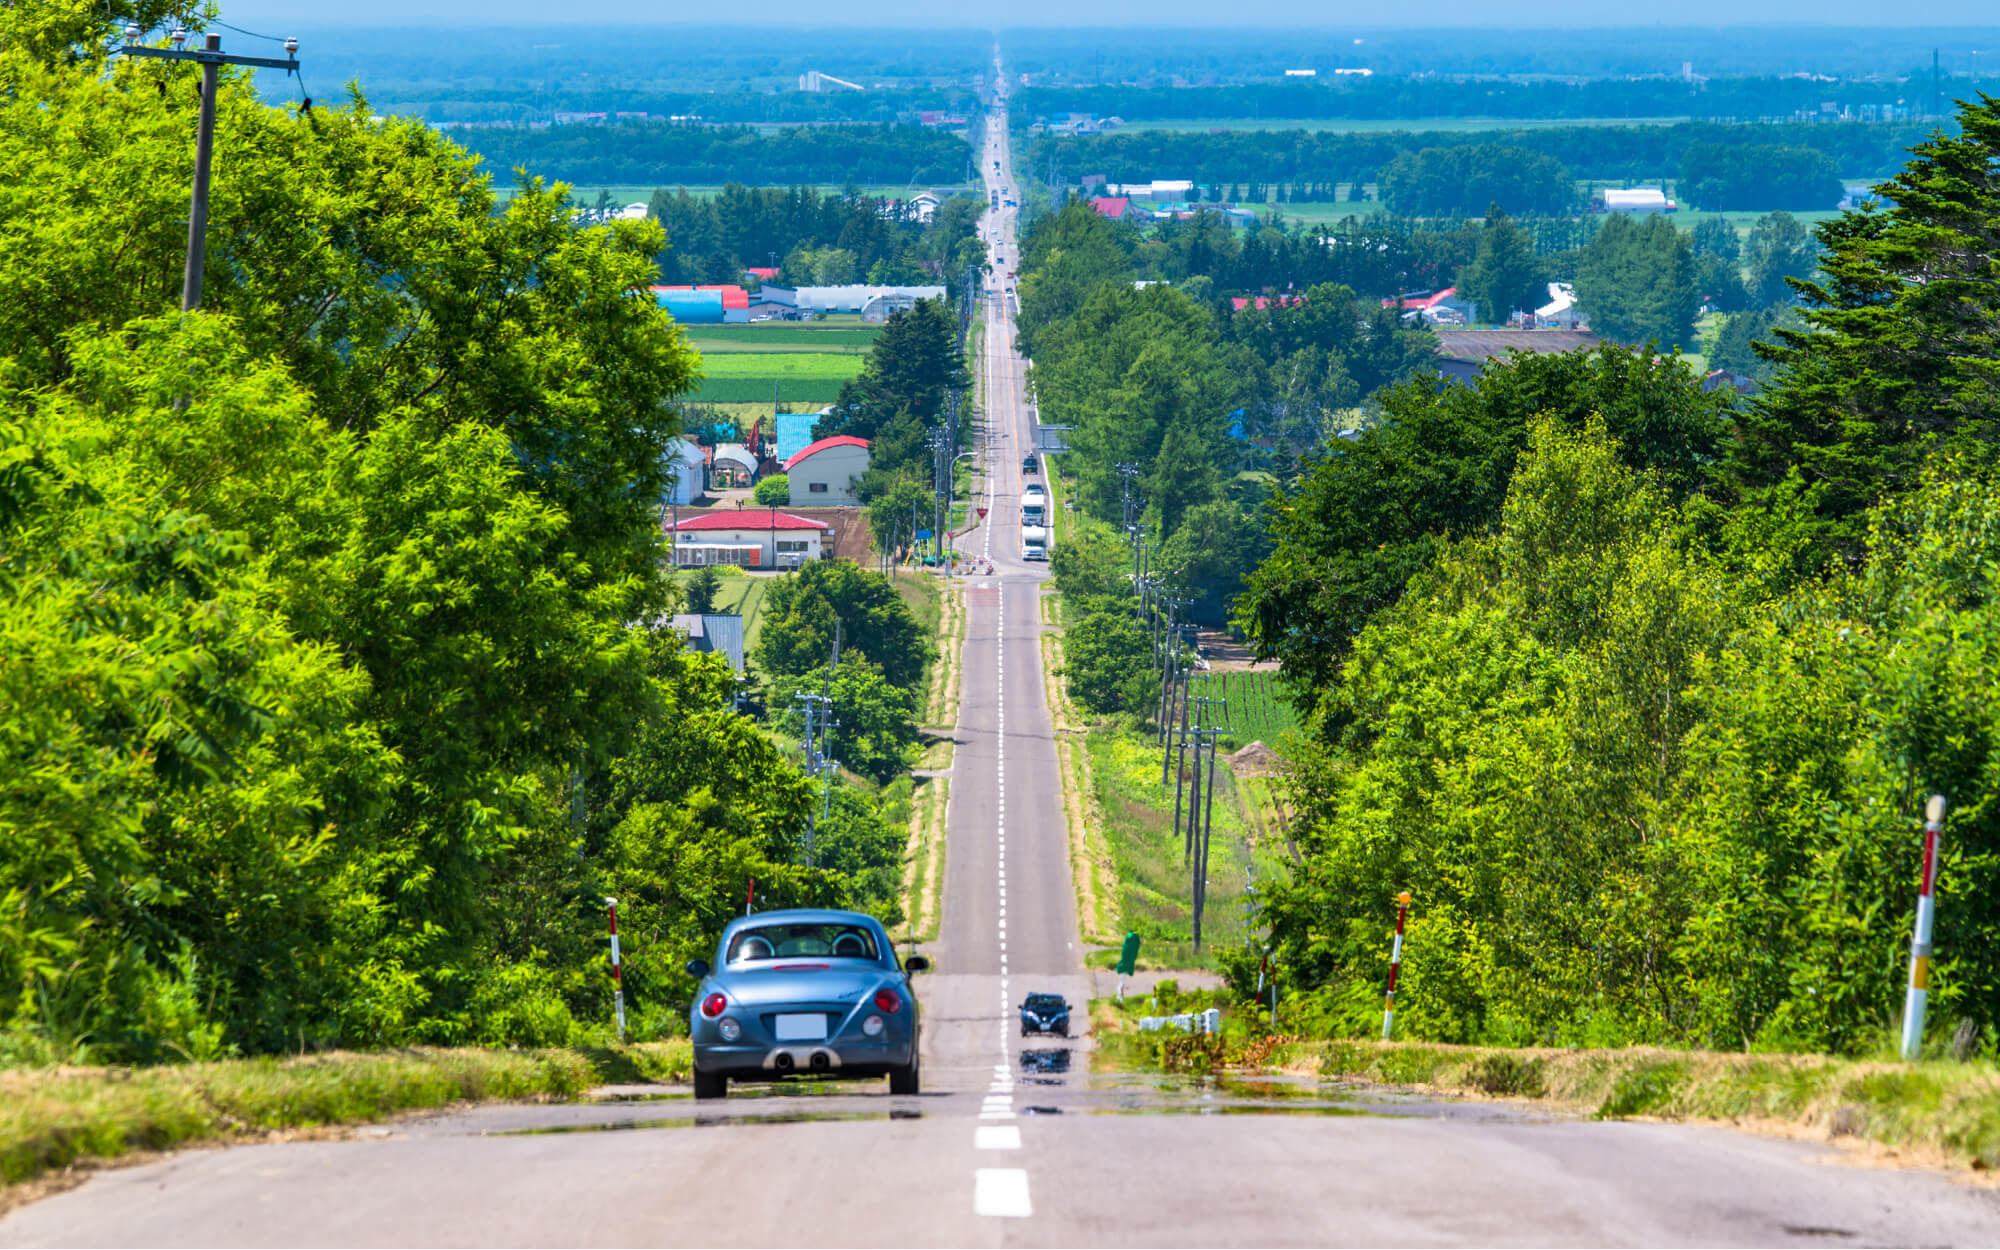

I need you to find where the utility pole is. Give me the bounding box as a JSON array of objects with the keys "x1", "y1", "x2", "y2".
[{"x1": 118, "y1": 27, "x2": 302, "y2": 313}]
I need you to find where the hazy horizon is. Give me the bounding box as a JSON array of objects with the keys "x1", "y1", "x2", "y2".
[{"x1": 217, "y1": 4, "x2": 2000, "y2": 28}]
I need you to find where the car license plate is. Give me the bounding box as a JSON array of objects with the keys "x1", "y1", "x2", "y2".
[{"x1": 775, "y1": 1014, "x2": 827, "y2": 1041}]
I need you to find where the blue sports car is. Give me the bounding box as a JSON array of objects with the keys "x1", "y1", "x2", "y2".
[{"x1": 686, "y1": 908, "x2": 929, "y2": 1100}]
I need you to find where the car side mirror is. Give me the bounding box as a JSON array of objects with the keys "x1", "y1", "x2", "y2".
[
  {"x1": 904, "y1": 955, "x2": 931, "y2": 973},
  {"x1": 685, "y1": 959, "x2": 710, "y2": 978}
]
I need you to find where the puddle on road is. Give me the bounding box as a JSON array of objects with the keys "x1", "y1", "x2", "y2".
[{"x1": 492, "y1": 1107, "x2": 923, "y2": 1136}]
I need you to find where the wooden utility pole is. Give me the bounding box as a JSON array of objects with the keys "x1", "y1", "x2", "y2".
[{"x1": 118, "y1": 27, "x2": 302, "y2": 312}]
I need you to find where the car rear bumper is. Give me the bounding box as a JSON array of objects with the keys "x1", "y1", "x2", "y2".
[{"x1": 694, "y1": 1037, "x2": 914, "y2": 1079}]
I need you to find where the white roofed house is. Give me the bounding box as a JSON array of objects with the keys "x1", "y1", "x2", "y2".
[
  {"x1": 784, "y1": 435, "x2": 871, "y2": 507},
  {"x1": 666, "y1": 509, "x2": 831, "y2": 570}
]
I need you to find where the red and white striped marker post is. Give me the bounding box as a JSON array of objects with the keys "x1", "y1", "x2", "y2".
[
  {"x1": 1382, "y1": 891, "x2": 1412, "y2": 1041},
  {"x1": 745, "y1": 877, "x2": 757, "y2": 916},
  {"x1": 605, "y1": 896, "x2": 626, "y2": 1043},
  {"x1": 1900, "y1": 795, "x2": 1948, "y2": 1061}
]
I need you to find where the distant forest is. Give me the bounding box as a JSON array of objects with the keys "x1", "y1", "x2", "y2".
[
  {"x1": 364, "y1": 89, "x2": 980, "y2": 129},
  {"x1": 1025, "y1": 120, "x2": 1938, "y2": 190},
  {"x1": 1014, "y1": 77, "x2": 1986, "y2": 124},
  {"x1": 458, "y1": 122, "x2": 973, "y2": 188}
]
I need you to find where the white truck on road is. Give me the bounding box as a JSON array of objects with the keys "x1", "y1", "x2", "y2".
[
  {"x1": 1021, "y1": 524, "x2": 1049, "y2": 561},
  {"x1": 1021, "y1": 484, "x2": 1047, "y2": 527}
]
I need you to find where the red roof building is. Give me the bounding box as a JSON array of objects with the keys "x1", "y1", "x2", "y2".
[
  {"x1": 654, "y1": 284, "x2": 750, "y2": 310},
  {"x1": 743, "y1": 267, "x2": 781, "y2": 282},
  {"x1": 783, "y1": 434, "x2": 871, "y2": 473},
  {"x1": 669, "y1": 509, "x2": 828, "y2": 533},
  {"x1": 665, "y1": 509, "x2": 831, "y2": 570},
  {"x1": 1384, "y1": 287, "x2": 1458, "y2": 312},
  {"x1": 1091, "y1": 197, "x2": 1134, "y2": 221}
]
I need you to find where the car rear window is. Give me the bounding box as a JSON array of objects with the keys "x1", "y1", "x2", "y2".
[
  {"x1": 1025, "y1": 994, "x2": 1066, "y2": 1010},
  {"x1": 728, "y1": 923, "x2": 879, "y2": 964}
]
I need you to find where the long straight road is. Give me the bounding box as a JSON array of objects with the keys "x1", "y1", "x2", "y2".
[{"x1": 9, "y1": 67, "x2": 2000, "y2": 1250}]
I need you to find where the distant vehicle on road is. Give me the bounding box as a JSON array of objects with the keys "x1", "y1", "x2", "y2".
[
  {"x1": 1021, "y1": 524, "x2": 1049, "y2": 561},
  {"x1": 686, "y1": 909, "x2": 929, "y2": 1099},
  {"x1": 1019, "y1": 993, "x2": 1071, "y2": 1036},
  {"x1": 1022, "y1": 455, "x2": 1038, "y2": 475},
  {"x1": 1021, "y1": 483, "x2": 1047, "y2": 526}
]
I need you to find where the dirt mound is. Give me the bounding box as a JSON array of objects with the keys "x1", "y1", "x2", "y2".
[{"x1": 1228, "y1": 741, "x2": 1282, "y2": 775}]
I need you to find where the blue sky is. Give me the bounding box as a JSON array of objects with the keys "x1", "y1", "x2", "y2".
[{"x1": 223, "y1": 2, "x2": 1998, "y2": 25}]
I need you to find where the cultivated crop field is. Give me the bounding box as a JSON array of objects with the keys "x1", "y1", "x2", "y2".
[
  {"x1": 682, "y1": 325, "x2": 881, "y2": 354},
  {"x1": 688, "y1": 343, "x2": 867, "y2": 404}
]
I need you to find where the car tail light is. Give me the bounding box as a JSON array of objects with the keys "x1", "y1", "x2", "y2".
[
  {"x1": 717, "y1": 1017, "x2": 741, "y2": 1042},
  {"x1": 701, "y1": 992, "x2": 727, "y2": 1018},
  {"x1": 873, "y1": 987, "x2": 903, "y2": 1013}
]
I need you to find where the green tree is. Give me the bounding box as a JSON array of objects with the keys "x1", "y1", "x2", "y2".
[
  {"x1": 753, "y1": 473, "x2": 791, "y2": 506},
  {"x1": 1457, "y1": 206, "x2": 1548, "y2": 324},
  {"x1": 1742, "y1": 211, "x2": 1819, "y2": 307},
  {"x1": 1729, "y1": 98, "x2": 2000, "y2": 561},
  {"x1": 1237, "y1": 344, "x2": 1732, "y2": 722},
  {"x1": 685, "y1": 566, "x2": 722, "y2": 614},
  {"x1": 773, "y1": 658, "x2": 920, "y2": 784},
  {"x1": 1573, "y1": 213, "x2": 1699, "y2": 348},
  {"x1": 1060, "y1": 602, "x2": 1158, "y2": 716},
  {"x1": 754, "y1": 559, "x2": 930, "y2": 689}
]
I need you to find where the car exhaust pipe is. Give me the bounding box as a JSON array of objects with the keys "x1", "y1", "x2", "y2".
[
  {"x1": 809, "y1": 1050, "x2": 831, "y2": 1072},
  {"x1": 774, "y1": 1051, "x2": 795, "y2": 1072}
]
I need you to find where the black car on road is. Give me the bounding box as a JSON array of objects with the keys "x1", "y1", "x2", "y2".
[
  {"x1": 1021, "y1": 455, "x2": 1038, "y2": 475},
  {"x1": 1019, "y1": 992, "x2": 1070, "y2": 1036}
]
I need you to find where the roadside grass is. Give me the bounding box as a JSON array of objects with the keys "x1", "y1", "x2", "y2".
[
  {"x1": 1044, "y1": 624, "x2": 1120, "y2": 945},
  {"x1": 924, "y1": 581, "x2": 966, "y2": 729},
  {"x1": 1088, "y1": 1012, "x2": 2000, "y2": 1172},
  {"x1": 0, "y1": 1043, "x2": 691, "y2": 1191},
  {"x1": 894, "y1": 776, "x2": 949, "y2": 947},
  {"x1": 1086, "y1": 729, "x2": 1265, "y2": 970}
]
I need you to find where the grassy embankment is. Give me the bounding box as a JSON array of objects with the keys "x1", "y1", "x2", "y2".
[
  {"x1": 1089, "y1": 997, "x2": 2000, "y2": 1172},
  {"x1": 893, "y1": 569, "x2": 953, "y2": 946},
  {"x1": 1, "y1": 1043, "x2": 692, "y2": 1196}
]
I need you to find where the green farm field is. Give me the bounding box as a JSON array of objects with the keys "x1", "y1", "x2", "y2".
[
  {"x1": 683, "y1": 324, "x2": 881, "y2": 355},
  {"x1": 690, "y1": 352, "x2": 864, "y2": 404}
]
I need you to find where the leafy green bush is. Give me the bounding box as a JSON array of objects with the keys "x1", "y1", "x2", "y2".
[{"x1": 753, "y1": 473, "x2": 791, "y2": 506}]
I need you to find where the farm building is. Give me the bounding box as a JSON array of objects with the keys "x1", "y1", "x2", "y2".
[
  {"x1": 709, "y1": 443, "x2": 760, "y2": 489},
  {"x1": 652, "y1": 284, "x2": 749, "y2": 323},
  {"x1": 1385, "y1": 287, "x2": 1477, "y2": 326},
  {"x1": 775, "y1": 412, "x2": 823, "y2": 464},
  {"x1": 662, "y1": 436, "x2": 705, "y2": 506},
  {"x1": 754, "y1": 284, "x2": 946, "y2": 317},
  {"x1": 1596, "y1": 188, "x2": 1676, "y2": 214},
  {"x1": 666, "y1": 509, "x2": 831, "y2": 570},
  {"x1": 667, "y1": 613, "x2": 746, "y2": 675},
  {"x1": 784, "y1": 435, "x2": 871, "y2": 506}
]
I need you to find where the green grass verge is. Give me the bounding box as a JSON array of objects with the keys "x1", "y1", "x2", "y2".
[
  {"x1": 1089, "y1": 1005, "x2": 2000, "y2": 1172},
  {"x1": 0, "y1": 1042, "x2": 692, "y2": 1189}
]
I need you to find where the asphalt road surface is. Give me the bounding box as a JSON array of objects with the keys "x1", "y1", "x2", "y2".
[{"x1": 8, "y1": 62, "x2": 2000, "y2": 1250}]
